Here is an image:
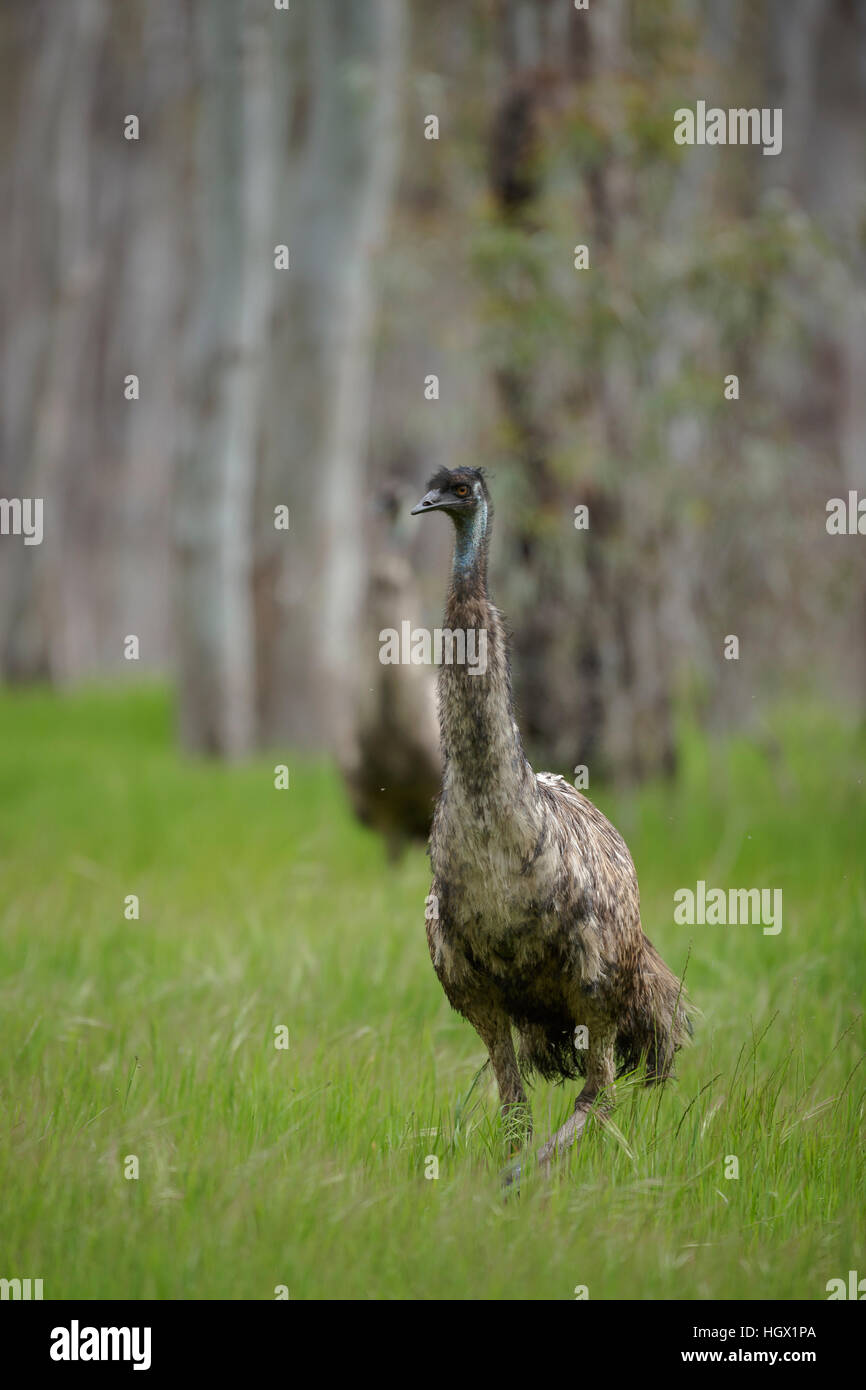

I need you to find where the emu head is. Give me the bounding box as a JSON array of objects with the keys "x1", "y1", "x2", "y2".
[{"x1": 410, "y1": 466, "x2": 490, "y2": 522}]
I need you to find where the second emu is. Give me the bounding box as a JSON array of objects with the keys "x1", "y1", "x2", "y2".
[{"x1": 411, "y1": 466, "x2": 691, "y2": 1167}]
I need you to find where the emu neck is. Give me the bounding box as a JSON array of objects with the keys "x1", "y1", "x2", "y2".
[
  {"x1": 439, "y1": 504, "x2": 535, "y2": 836},
  {"x1": 450, "y1": 501, "x2": 489, "y2": 596}
]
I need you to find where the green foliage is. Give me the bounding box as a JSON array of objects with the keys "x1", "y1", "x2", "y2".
[{"x1": 0, "y1": 689, "x2": 863, "y2": 1298}]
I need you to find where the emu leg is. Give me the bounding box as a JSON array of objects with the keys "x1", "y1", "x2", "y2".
[
  {"x1": 472, "y1": 1014, "x2": 532, "y2": 1145},
  {"x1": 537, "y1": 1027, "x2": 616, "y2": 1169}
]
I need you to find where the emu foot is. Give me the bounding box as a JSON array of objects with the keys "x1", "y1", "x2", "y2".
[
  {"x1": 537, "y1": 1095, "x2": 612, "y2": 1171},
  {"x1": 499, "y1": 1156, "x2": 523, "y2": 1197}
]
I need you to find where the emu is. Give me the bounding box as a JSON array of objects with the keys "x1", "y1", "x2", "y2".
[
  {"x1": 340, "y1": 482, "x2": 441, "y2": 861},
  {"x1": 411, "y1": 466, "x2": 691, "y2": 1167}
]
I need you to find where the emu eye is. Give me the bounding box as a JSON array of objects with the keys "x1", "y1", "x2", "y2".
[{"x1": 455, "y1": 484, "x2": 469, "y2": 497}]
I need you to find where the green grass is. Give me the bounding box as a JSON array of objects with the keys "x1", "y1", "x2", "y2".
[{"x1": 0, "y1": 686, "x2": 864, "y2": 1300}]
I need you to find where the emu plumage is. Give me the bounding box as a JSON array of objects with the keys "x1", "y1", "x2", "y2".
[{"x1": 412, "y1": 466, "x2": 690, "y2": 1165}]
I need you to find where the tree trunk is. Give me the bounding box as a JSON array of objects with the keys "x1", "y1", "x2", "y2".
[
  {"x1": 254, "y1": 0, "x2": 406, "y2": 753},
  {"x1": 175, "y1": 0, "x2": 276, "y2": 756},
  {"x1": 0, "y1": 0, "x2": 106, "y2": 681}
]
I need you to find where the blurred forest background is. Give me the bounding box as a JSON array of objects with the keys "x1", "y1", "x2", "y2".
[
  {"x1": 1, "y1": 0, "x2": 865, "y2": 786},
  {"x1": 2, "y1": 0, "x2": 866, "y2": 1304}
]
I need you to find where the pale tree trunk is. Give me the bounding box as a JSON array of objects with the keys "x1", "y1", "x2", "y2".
[
  {"x1": 0, "y1": 0, "x2": 106, "y2": 681},
  {"x1": 318, "y1": 0, "x2": 406, "y2": 762},
  {"x1": 175, "y1": 0, "x2": 276, "y2": 756},
  {"x1": 810, "y1": 3, "x2": 866, "y2": 704},
  {"x1": 642, "y1": 3, "x2": 738, "y2": 744},
  {"x1": 254, "y1": 0, "x2": 406, "y2": 752},
  {"x1": 767, "y1": 0, "x2": 866, "y2": 703},
  {"x1": 0, "y1": 0, "x2": 65, "y2": 677},
  {"x1": 110, "y1": 1, "x2": 192, "y2": 677}
]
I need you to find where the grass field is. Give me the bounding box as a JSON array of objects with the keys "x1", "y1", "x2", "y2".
[{"x1": 0, "y1": 687, "x2": 864, "y2": 1300}]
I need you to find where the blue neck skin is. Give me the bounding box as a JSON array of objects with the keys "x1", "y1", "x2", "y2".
[{"x1": 452, "y1": 498, "x2": 488, "y2": 583}]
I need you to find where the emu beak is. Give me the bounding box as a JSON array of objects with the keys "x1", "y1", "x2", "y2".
[{"x1": 410, "y1": 489, "x2": 446, "y2": 515}]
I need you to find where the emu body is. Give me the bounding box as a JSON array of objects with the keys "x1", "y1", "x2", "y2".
[{"x1": 412, "y1": 466, "x2": 690, "y2": 1165}]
